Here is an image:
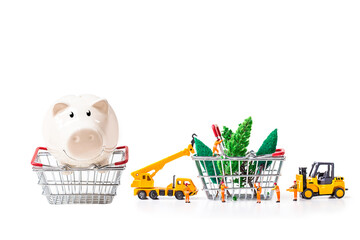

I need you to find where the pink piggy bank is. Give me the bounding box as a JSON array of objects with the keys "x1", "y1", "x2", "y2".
[{"x1": 43, "y1": 95, "x2": 119, "y2": 168}]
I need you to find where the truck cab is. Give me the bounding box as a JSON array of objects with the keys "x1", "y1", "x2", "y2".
[{"x1": 166, "y1": 177, "x2": 198, "y2": 197}]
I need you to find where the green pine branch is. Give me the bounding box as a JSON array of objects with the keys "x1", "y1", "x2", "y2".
[{"x1": 218, "y1": 117, "x2": 253, "y2": 175}]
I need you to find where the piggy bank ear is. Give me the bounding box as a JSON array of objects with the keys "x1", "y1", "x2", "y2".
[
  {"x1": 53, "y1": 102, "x2": 69, "y2": 116},
  {"x1": 92, "y1": 99, "x2": 109, "y2": 114}
]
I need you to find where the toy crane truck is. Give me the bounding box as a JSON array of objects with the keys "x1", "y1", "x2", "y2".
[
  {"x1": 296, "y1": 162, "x2": 347, "y2": 199},
  {"x1": 131, "y1": 142, "x2": 198, "y2": 200}
]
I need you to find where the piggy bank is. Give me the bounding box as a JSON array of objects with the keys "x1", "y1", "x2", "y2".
[{"x1": 43, "y1": 95, "x2": 119, "y2": 168}]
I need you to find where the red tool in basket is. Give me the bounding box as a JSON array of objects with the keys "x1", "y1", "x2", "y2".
[{"x1": 212, "y1": 124, "x2": 225, "y2": 156}]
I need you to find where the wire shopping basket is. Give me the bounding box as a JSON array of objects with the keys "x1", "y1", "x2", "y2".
[
  {"x1": 192, "y1": 149, "x2": 285, "y2": 201},
  {"x1": 31, "y1": 146, "x2": 129, "y2": 204}
]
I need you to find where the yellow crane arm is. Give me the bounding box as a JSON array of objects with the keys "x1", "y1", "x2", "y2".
[{"x1": 131, "y1": 144, "x2": 194, "y2": 180}]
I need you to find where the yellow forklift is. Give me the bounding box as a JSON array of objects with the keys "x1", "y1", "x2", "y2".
[
  {"x1": 131, "y1": 141, "x2": 198, "y2": 200},
  {"x1": 296, "y1": 162, "x2": 346, "y2": 199}
]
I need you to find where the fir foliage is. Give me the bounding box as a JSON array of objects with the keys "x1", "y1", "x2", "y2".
[
  {"x1": 256, "y1": 129, "x2": 278, "y2": 168},
  {"x1": 194, "y1": 137, "x2": 213, "y2": 157},
  {"x1": 218, "y1": 117, "x2": 253, "y2": 175},
  {"x1": 194, "y1": 138, "x2": 221, "y2": 183},
  {"x1": 227, "y1": 117, "x2": 252, "y2": 157},
  {"x1": 222, "y1": 126, "x2": 233, "y2": 150}
]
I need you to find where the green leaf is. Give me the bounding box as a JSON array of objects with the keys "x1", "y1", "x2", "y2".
[
  {"x1": 194, "y1": 137, "x2": 212, "y2": 157},
  {"x1": 194, "y1": 138, "x2": 221, "y2": 183},
  {"x1": 257, "y1": 129, "x2": 278, "y2": 168}
]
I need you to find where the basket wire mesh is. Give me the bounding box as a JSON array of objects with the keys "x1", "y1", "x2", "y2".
[
  {"x1": 192, "y1": 149, "x2": 285, "y2": 201},
  {"x1": 32, "y1": 147, "x2": 128, "y2": 204}
]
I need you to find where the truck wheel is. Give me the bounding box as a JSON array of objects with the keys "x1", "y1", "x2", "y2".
[
  {"x1": 334, "y1": 188, "x2": 345, "y2": 199},
  {"x1": 137, "y1": 190, "x2": 147, "y2": 200},
  {"x1": 149, "y1": 190, "x2": 158, "y2": 200},
  {"x1": 175, "y1": 191, "x2": 184, "y2": 200},
  {"x1": 302, "y1": 188, "x2": 313, "y2": 199}
]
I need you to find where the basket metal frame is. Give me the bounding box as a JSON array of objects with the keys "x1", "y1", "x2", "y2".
[
  {"x1": 192, "y1": 150, "x2": 285, "y2": 201},
  {"x1": 32, "y1": 147, "x2": 128, "y2": 204}
]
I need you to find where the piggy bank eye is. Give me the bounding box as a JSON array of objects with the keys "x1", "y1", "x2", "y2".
[
  {"x1": 86, "y1": 110, "x2": 91, "y2": 117},
  {"x1": 69, "y1": 112, "x2": 74, "y2": 118}
]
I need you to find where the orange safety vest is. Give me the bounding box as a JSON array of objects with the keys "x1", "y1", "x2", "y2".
[
  {"x1": 273, "y1": 185, "x2": 280, "y2": 193},
  {"x1": 257, "y1": 186, "x2": 262, "y2": 195},
  {"x1": 221, "y1": 183, "x2": 228, "y2": 192},
  {"x1": 213, "y1": 139, "x2": 223, "y2": 149}
]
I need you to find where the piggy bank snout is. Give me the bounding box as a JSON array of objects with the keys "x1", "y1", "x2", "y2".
[{"x1": 66, "y1": 129, "x2": 103, "y2": 160}]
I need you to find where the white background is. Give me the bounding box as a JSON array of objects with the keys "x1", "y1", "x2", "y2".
[{"x1": 0, "y1": 0, "x2": 359, "y2": 239}]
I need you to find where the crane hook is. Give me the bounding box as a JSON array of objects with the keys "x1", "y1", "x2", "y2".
[{"x1": 191, "y1": 133, "x2": 197, "y2": 147}]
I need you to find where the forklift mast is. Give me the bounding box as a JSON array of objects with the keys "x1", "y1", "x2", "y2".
[{"x1": 299, "y1": 167, "x2": 307, "y2": 190}]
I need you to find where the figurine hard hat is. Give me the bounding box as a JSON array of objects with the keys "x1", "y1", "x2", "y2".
[{"x1": 274, "y1": 182, "x2": 277, "y2": 185}]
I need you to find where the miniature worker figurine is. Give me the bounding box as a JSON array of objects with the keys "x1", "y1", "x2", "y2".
[
  {"x1": 184, "y1": 183, "x2": 190, "y2": 203},
  {"x1": 212, "y1": 138, "x2": 223, "y2": 156},
  {"x1": 272, "y1": 182, "x2": 280, "y2": 203},
  {"x1": 220, "y1": 181, "x2": 228, "y2": 203},
  {"x1": 255, "y1": 183, "x2": 262, "y2": 203},
  {"x1": 289, "y1": 181, "x2": 298, "y2": 201}
]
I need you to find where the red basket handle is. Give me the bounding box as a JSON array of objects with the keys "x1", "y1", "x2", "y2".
[
  {"x1": 31, "y1": 146, "x2": 129, "y2": 167},
  {"x1": 272, "y1": 148, "x2": 285, "y2": 157},
  {"x1": 31, "y1": 147, "x2": 47, "y2": 167},
  {"x1": 114, "y1": 146, "x2": 129, "y2": 166},
  {"x1": 212, "y1": 124, "x2": 222, "y2": 139}
]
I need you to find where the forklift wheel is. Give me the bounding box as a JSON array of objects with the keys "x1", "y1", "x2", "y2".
[
  {"x1": 334, "y1": 188, "x2": 345, "y2": 199},
  {"x1": 175, "y1": 191, "x2": 184, "y2": 200},
  {"x1": 302, "y1": 189, "x2": 314, "y2": 199},
  {"x1": 149, "y1": 190, "x2": 158, "y2": 200},
  {"x1": 138, "y1": 190, "x2": 147, "y2": 200}
]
